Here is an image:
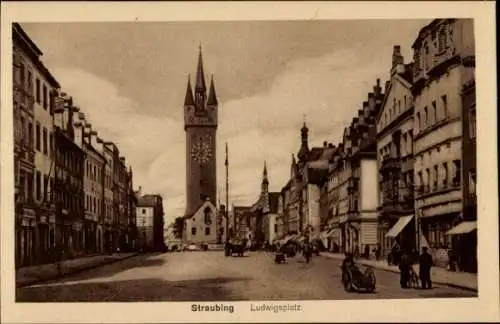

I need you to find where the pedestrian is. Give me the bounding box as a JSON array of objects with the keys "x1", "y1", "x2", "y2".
[
  {"x1": 399, "y1": 252, "x2": 411, "y2": 288},
  {"x1": 419, "y1": 247, "x2": 433, "y2": 289},
  {"x1": 374, "y1": 244, "x2": 381, "y2": 261}
]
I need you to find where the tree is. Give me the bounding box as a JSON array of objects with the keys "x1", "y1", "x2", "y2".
[{"x1": 173, "y1": 217, "x2": 185, "y2": 239}]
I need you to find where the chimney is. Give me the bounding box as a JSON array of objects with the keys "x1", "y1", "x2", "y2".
[
  {"x1": 73, "y1": 121, "x2": 84, "y2": 148},
  {"x1": 90, "y1": 130, "x2": 98, "y2": 147},
  {"x1": 391, "y1": 45, "x2": 405, "y2": 75},
  {"x1": 328, "y1": 143, "x2": 334, "y2": 149},
  {"x1": 323, "y1": 141, "x2": 328, "y2": 148}
]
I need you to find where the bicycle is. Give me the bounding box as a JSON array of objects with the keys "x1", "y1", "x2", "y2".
[{"x1": 408, "y1": 266, "x2": 420, "y2": 289}]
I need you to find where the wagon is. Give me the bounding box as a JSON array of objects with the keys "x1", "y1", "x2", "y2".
[
  {"x1": 341, "y1": 264, "x2": 376, "y2": 293},
  {"x1": 228, "y1": 238, "x2": 247, "y2": 257}
]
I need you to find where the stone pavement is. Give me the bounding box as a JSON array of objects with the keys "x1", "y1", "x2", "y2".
[
  {"x1": 16, "y1": 252, "x2": 138, "y2": 288},
  {"x1": 320, "y1": 252, "x2": 478, "y2": 291}
]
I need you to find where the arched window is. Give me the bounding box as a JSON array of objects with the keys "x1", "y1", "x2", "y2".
[{"x1": 204, "y1": 207, "x2": 211, "y2": 225}]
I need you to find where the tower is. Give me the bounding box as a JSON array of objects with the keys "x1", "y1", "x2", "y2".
[{"x1": 184, "y1": 46, "x2": 218, "y2": 217}]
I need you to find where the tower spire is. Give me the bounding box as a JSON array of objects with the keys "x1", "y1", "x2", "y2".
[
  {"x1": 184, "y1": 75, "x2": 194, "y2": 106},
  {"x1": 195, "y1": 45, "x2": 206, "y2": 92},
  {"x1": 207, "y1": 74, "x2": 218, "y2": 106},
  {"x1": 263, "y1": 161, "x2": 269, "y2": 184}
]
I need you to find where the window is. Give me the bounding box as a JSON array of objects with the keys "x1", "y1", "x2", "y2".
[
  {"x1": 425, "y1": 168, "x2": 430, "y2": 192},
  {"x1": 42, "y1": 128, "x2": 48, "y2": 155},
  {"x1": 191, "y1": 227, "x2": 197, "y2": 236},
  {"x1": 48, "y1": 132, "x2": 53, "y2": 156},
  {"x1": 469, "y1": 108, "x2": 476, "y2": 139},
  {"x1": 453, "y1": 160, "x2": 461, "y2": 186},
  {"x1": 424, "y1": 106, "x2": 428, "y2": 128},
  {"x1": 27, "y1": 71, "x2": 32, "y2": 92},
  {"x1": 404, "y1": 95, "x2": 407, "y2": 109},
  {"x1": 36, "y1": 171, "x2": 41, "y2": 201},
  {"x1": 424, "y1": 45, "x2": 429, "y2": 70},
  {"x1": 469, "y1": 169, "x2": 476, "y2": 195},
  {"x1": 205, "y1": 227, "x2": 210, "y2": 235},
  {"x1": 398, "y1": 100, "x2": 401, "y2": 114},
  {"x1": 36, "y1": 78, "x2": 41, "y2": 103},
  {"x1": 442, "y1": 95, "x2": 448, "y2": 118},
  {"x1": 416, "y1": 112, "x2": 421, "y2": 131},
  {"x1": 442, "y1": 162, "x2": 448, "y2": 187},
  {"x1": 433, "y1": 165, "x2": 438, "y2": 190},
  {"x1": 93, "y1": 165, "x2": 97, "y2": 181},
  {"x1": 28, "y1": 123, "x2": 33, "y2": 148},
  {"x1": 20, "y1": 116, "x2": 25, "y2": 142},
  {"x1": 35, "y1": 124, "x2": 40, "y2": 151},
  {"x1": 142, "y1": 209, "x2": 146, "y2": 214},
  {"x1": 20, "y1": 63, "x2": 25, "y2": 87},
  {"x1": 43, "y1": 175, "x2": 48, "y2": 202},
  {"x1": 204, "y1": 207, "x2": 211, "y2": 225},
  {"x1": 432, "y1": 101, "x2": 437, "y2": 123},
  {"x1": 42, "y1": 84, "x2": 48, "y2": 109},
  {"x1": 274, "y1": 224, "x2": 278, "y2": 233}
]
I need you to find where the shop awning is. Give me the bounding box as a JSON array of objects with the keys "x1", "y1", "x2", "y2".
[
  {"x1": 446, "y1": 221, "x2": 477, "y2": 235},
  {"x1": 385, "y1": 215, "x2": 414, "y2": 238},
  {"x1": 327, "y1": 228, "x2": 340, "y2": 238}
]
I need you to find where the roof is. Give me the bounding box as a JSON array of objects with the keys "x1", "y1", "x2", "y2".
[
  {"x1": 412, "y1": 19, "x2": 447, "y2": 49},
  {"x1": 399, "y1": 63, "x2": 414, "y2": 84},
  {"x1": 307, "y1": 167, "x2": 328, "y2": 185},
  {"x1": 207, "y1": 75, "x2": 218, "y2": 105},
  {"x1": 307, "y1": 147, "x2": 324, "y2": 161},
  {"x1": 13, "y1": 23, "x2": 60, "y2": 88},
  {"x1": 137, "y1": 194, "x2": 162, "y2": 207},
  {"x1": 184, "y1": 76, "x2": 195, "y2": 106},
  {"x1": 269, "y1": 192, "x2": 280, "y2": 213}
]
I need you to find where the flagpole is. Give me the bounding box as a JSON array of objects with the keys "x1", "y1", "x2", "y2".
[{"x1": 225, "y1": 142, "x2": 229, "y2": 243}]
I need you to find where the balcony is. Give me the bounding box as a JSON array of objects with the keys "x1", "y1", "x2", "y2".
[{"x1": 380, "y1": 156, "x2": 401, "y2": 172}]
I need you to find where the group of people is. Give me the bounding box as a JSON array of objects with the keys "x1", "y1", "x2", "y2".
[
  {"x1": 274, "y1": 241, "x2": 316, "y2": 264},
  {"x1": 398, "y1": 246, "x2": 434, "y2": 289}
]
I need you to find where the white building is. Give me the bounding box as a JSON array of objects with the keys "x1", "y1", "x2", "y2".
[
  {"x1": 412, "y1": 19, "x2": 475, "y2": 252},
  {"x1": 136, "y1": 204, "x2": 155, "y2": 247},
  {"x1": 183, "y1": 199, "x2": 219, "y2": 245}
]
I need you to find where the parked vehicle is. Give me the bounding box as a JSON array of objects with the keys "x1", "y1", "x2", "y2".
[
  {"x1": 341, "y1": 264, "x2": 376, "y2": 293},
  {"x1": 228, "y1": 237, "x2": 247, "y2": 257}
]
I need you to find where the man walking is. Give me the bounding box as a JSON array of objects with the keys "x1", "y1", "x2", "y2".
[
  {"x1": 399, "y1": 252, "x2": 411, "y2": 288},
  {"x1": 419, "y1": 247, "x2": 433, "y2": 289}
]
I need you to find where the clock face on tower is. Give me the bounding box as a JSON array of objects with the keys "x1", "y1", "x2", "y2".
[{"x1": 191, "y1": 134, "x2": 213, "y2": 165}]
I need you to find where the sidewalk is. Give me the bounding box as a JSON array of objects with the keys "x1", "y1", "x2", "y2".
[
  {"x1": 320, "y1": 252, "x2": 478, "y2": 292},
  {"x1": 16, "y1": 252, "x2": 138, "y2": 288}
]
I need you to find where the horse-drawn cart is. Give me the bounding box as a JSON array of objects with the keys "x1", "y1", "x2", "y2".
[{"x1": 227, "y1": 238, "x2": 247, "y2": 257}]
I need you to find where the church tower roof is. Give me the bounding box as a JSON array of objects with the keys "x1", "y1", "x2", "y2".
[
  {"x1": 195, "y1": 45, "x2": 206, "y2": 92},
  {"x1": 298, "y1": 121, "x2": 310, "y2": 162},
  {"x1": 207, "y1": 74, "x2": 218, "y2": 105},
  {"x1": 184, "y1": 75, "x2": 195, "y2": 106},
  {"x1": 262, "y1": 160, "x2": 269, "y2": 185}
]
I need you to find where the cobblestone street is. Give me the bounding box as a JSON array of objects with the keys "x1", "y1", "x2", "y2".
[{"x1": 17, "y1": 251, "x2": 476, "y2": 302}]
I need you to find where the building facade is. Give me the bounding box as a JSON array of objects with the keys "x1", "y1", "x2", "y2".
[
  {"x1": 136, "y1": 204, "x2": 154, "y2": 249},
  {"x1": 184, "y1": 47, "x2": 218, "y2": 217},
  {"x1": 182, "y1": 47, "x2": 221, "y2": 244},
  {"x1": 412, "y1": 19, "x2": 475, "y2": 259},
  {"x1": 13, "y1": 23, "x2": 61, "y2": 266},
  {"x1": 53, "y1": 96, "x2": 85, "y2": 258},
  {"x1": 102, "y1": 142, "x2": 115, "y2": 252},
  {"x1": 376, "y1": 46, "x2": 416, "y2": 256},
  {"x1": 137, "y1": 194, "x2": 165, "y2": 250}
]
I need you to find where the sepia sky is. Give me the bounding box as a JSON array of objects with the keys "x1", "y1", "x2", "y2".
[{"x1": 22, "y1": 20, "x2": 429, "y2": 225}]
